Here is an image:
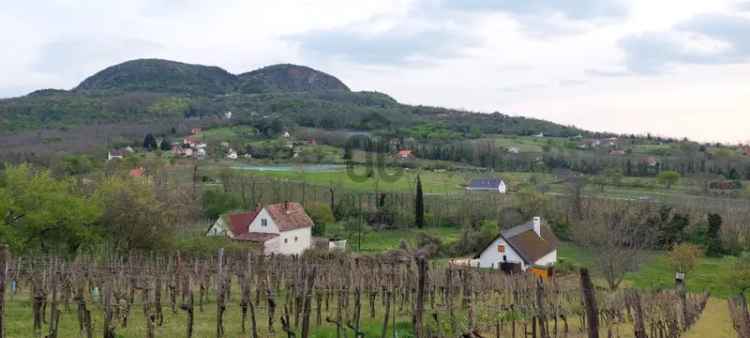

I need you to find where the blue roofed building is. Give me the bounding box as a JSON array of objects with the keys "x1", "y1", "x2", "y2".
[{"x1": 466, "y1": 178, "x2": 506, "y2": 193}]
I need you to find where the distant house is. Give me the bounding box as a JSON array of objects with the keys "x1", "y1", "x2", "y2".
[
  {"x1": 466, "y1": 178, "x2": 507, "y2": 193},
  {"x1": 207, "y1": 202, "x2": 314, "y2": 255},
  {"x1": 641, "y1": 156, "x2": 658, "y2": 167},
  {"x1": 107, "y1": 150, "x2": 125, "y2": 161},
  {"x1": 224, "y1": 111, "x2": 233, "y2": 120},
  {"x1": 475, "y1": 217, "x2": 558, "y2": 271},
  {"x1": 534, "y1": 132, "x2": 545, "y2": 138},
  {"x1": 397, "y1": 149, "x2": 415, "y2": 160},
  {"x1": 507, "y1": 146, "x2": 520, "y2": 154},
  {"x1": 129, "y1": 167, "x2": 145, "y2": 177},
  {"x1": 609, "y1": 149, "x2": 626, "y2": 156},
  {"x1": 196, "y1": 148, "x2": 207, "y2": 159},
  {"x1": 226, "y1": 149, "x2": 238, "y2": 160},
  {"x1": 282, "y1": 131, "x2": 291, "y2": 138},
  {"x1": 191, "y1": 128, "x2": 202, "y2": 135}
]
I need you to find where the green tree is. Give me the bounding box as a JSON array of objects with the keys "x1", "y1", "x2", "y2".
[
  {"x1": 657, "y1": 170, "x2": 681, "y2": 189},
  {"x1": 305, "y1": 203, "x2": 335, "y2": 236},
  {"x1": 94, "y1": 176, "x2": 177, "y2": 253},
  {"x1": 415, "y1": 174, "x2": 425, "y2": 228},
  {"x1": 668, "y1": 243, "x2": 702, "y2": 275},
  {"x1": 0, "y1": 164, "x2": 102, "y2": 254},
  {"x1": 160, "y1": 137, "x2": 172, "y2": 151},
  {"x1": 705, "y1": 213, "x2": 724, "y2": 257},
  {"x1": 202, "y1": 190, "x2": 243, "y2": 220},
  {"x1": 143, "y1": 133, "x2": 158, "y2": 151}
]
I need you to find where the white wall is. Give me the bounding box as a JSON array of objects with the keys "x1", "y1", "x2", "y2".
[
  {"x1": 264, "y1": 227, "x2": 312, "y2": 255},
  {"x1": 477, "y1": 237, "x2": 526, "y2": 270},
  {"x1": 534, "y1": 250, "x2": 557, "y2": 267},
  {"x1": 498, "y1": 181, "x2": 507, "y2": 194},
  {"x1": 248, "y1": 209, "x2": 279, "y2": 234},
  {"x1": 207, "y1": 218, "x2": 227, "y2": 236}
]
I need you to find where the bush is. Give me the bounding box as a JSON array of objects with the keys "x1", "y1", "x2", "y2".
[
  {"x1": 202, "y1": 189, "x2": 243, "y2": 219},
  {"x1": 448, "y1": 227, "x2": 495, "y2": 257},
  {"x1": 306, "y1": 203, "x2": 336, "y2": 236},
  {"x1": 415, "y1": 232, "x2": 443, "y2": 257}
]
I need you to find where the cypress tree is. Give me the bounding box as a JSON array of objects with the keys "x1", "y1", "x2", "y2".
[
  {"x1": 706, "y1": 213, "x2": 723, "y2": 256},
  {"x1": 415, "y1": 174, "x2": 424, "y2": 228}
]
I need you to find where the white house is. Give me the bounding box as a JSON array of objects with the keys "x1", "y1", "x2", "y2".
[
  {"x1": 226, "y1": 149, "x2": 238, "y2": 160},
  {"x1": 107, "y1": 150, "x2": 125, "y2": 161},
  {"x1": 225, "y1": 111, "x2": 233, "y2": 120},
  {"x1": 207, "y1": 202, "x2": 314, "y2": 255},
  {"x1": 475, "y1": 217, "x2": 558, "y2": 271},
  {"x1": 466, "y1": 178, "x2": 507, "y2": 193}
]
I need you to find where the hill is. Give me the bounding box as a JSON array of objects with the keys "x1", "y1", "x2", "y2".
[
  {"x1": 0, "y1": 58, "x2": 591, "y2": 155},
  {"x1": 75, "y1": 59, "x2": 237, "y2": 95},
  {"x1": 238, "y1": 64, "x2": 350, "y2": 93}
]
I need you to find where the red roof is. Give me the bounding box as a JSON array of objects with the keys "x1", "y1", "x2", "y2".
[
  {"x1": 129, "y1": 167, "x2": 145, "y2": 177},
  {"x1": 265, "y1": 202, "x2": 314, "y2": 232},
  {"x1": 228, "y1": 210, "x2": 261, "y2": 237}
]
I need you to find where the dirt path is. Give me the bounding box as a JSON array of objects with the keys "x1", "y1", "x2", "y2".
[{"x1": 683, "y1": 297, "x2": 735, "y2": 338}]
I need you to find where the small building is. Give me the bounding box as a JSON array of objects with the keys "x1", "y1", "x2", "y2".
[
  {"x1": 282, "y1": 131, "x2": 291, "y2": 138},
  {"x1": 641, "y1": 156, "x2": 658, "y2": 167},
  {"x1": 129, "y1": 167, "x2": 145, "y2": 177},
  {"x1": 191, "y1": 128, "x2": 202, "y2": 135},
  {"x1": 475, "y1": 217, "x2": 558, "y2": 271},
  {"x1": 207, "y1": 202, "x2": 314, "y2": 255},
  {"x1": 107, "y1": 150, "x2": 125, "y2": 161},
  {"x1": 466, "y1": 178, "x2": 507, "y2": 193},
  {"x1": 225, "y1": 111, "x2": 233, "y2": 120},
  {"x1": 397, "y1": 149, "x2": 415, "y2": 160},
  {"x1": 507, "y1": 146, "x2": 520, "y2": 154},
  {"x1": 226, "y1": 149, "x2": 238, "y2": 160},
  {"x1": 196, "y1": 148, "x2": 207, "y2": 160}
]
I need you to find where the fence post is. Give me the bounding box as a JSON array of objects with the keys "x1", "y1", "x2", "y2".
[{"x1": 579, "y1": 268, "x2": 599, "y2": 338}]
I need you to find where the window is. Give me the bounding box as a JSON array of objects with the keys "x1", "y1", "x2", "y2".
[
  {"x1": 294, "y1": 236, "x2": 298, "y2": 242},
  {"x1": 497, "y1": 245, "x2": 505, "y2": 253},
  {"x1": 261, "y1": 219, "x2": 268, "y2": 226},
  {"x1": 284, "y1": 238, "x2": 288, "y2": 243}
]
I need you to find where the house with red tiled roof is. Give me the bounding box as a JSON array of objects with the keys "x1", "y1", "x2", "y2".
[
  {"x1": 396, "y1": 149, "x2": 415, "y2": 160},
  {"x1": 207, "y1": 202, "x2": 314, "y2": 255},
  {"x1": 129, "y1": 167, "x2": 145, "y2": 177}
]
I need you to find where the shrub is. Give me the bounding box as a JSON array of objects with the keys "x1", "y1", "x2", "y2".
[
  {"x1": 415, "y1": 232, "x2": 443, "y2": 258},
  {"x1": 306, "y1": 203, "x2": 336, "y2": 236},
  {"x1": 202, "y1": 189, "x2": 243, "y2": 219}
]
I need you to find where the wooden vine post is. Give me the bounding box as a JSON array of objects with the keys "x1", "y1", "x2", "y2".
[
  {"x1": 580, "y1": 268, "x2": 599, "y2": 338},
  {"x1": 0, "y1": 245, "x2": 7, "y2": 338},
  {"x1": 414, "y1": 256, "x2": 428, "y2": 338}
]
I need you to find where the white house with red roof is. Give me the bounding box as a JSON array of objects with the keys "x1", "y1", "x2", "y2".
[{"x1": 207, "y1": 202, "x2": 314, "y2": 255}]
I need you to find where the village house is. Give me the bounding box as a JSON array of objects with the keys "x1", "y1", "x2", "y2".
[
  {"x1": 507, "y1": 146, "x2": 520, "y2": 154},
  {"x1": 475, "y1": 217, "x2": 558, "y2": 272},
  {"x1": 129, "y1": 167, "x2": 145, "y2": 177},
  {"x1": 207, "y1": 202, "x2": 314, "y2": 255},
  {"x1": 224, "y1": 111, "x2": 233, "y2": 120},
  {"x1": 466, "y1": 178, "x2": 507, "y2": 193},
  {"x1": 226, "y1": 149, "x2": 238, "y2": 160},
  {"x1": 107, "y1": 150, "x2": 125, "y2": 161},
  {"x1": 397, "y1": 149, "x2": 415, "y2": 160}
]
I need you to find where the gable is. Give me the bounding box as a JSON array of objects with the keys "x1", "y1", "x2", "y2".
[{"x1": 248, "y1": 208, "x2": 280, "y2": 234}]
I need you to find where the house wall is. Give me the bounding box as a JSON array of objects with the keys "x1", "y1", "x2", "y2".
[
  {"x1": 478, "y1": 237, "x2": 526, "y2": 270},
  {"x1": 534, "y1": 250, "x2": 557, "y2": 267},
  {"x1": 248, "y1": 209, "x2": 280, "y2": 234},
  {"x1": 498, "y1": 181, "x2": 507, "y2": 193},
  {"x1": 206, "y1": 218, "x2": 227, "y2": 236},
  {"x1": 264, "y1": 227, "x2": 312, "y2": 255}
]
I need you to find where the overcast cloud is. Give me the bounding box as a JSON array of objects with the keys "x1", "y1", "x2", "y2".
[{"x1": 1, "y1": 0, "x2": 749, "y2": 143}]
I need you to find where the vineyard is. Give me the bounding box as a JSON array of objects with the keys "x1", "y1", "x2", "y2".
[{"x1": 0, "y1": 247, "x2": 712, "y2": 338}]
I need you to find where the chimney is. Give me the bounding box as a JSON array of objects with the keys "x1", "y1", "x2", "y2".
[
  {"x1": 533, "y1": 217, "x2": 542, "y2": 237},
  {"x1": 284, "y1": 201, "x2": 290, "y2": 214}
]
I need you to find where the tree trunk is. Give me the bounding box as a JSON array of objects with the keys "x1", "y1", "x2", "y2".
[{"x1": 580, "y1": 268, "x2": 599, "y2": 338}]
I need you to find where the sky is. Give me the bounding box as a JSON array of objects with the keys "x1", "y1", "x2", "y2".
[{"x1": 1, "y1": 0, "x2": 750, "y2": 143}]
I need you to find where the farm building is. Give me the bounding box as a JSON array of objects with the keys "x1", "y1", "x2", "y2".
[
  {"x1": 466, "y1": 178, "x2": 507, "y2": 193},
  {"x1": 207, "y1": 202, "x2": 314, "y2": 255},
  {"x1": 475, "y1": 217, "x2": 558, "y2": 271}
]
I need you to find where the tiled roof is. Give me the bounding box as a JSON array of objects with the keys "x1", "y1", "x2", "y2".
[
  {"x1": 266, "y1": 202, "x2": 314, "y2": 232},
  {"x1": 227, "y1": 210, "x2": 261, "y2": 237},
  {"x1": 468, "y1": 178, "x2": 504, "y2": 189},
  {"x1": 476, "y1": 221, "x2": 559, "y2": 264}
]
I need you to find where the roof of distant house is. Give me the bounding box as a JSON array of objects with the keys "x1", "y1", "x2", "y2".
[
  {"x1": 398, "y1": 150, "x2": 413, "y2": 157},
  {"x1": 227, "y1": 209, "x2": 262, "y2": 238},
  {"x1": 475, "y1": 221, "x2": 559, "y2": 264},
  {"x1": 467, "y1": 178, "x2": 504, "y2": 189},
  {"x1": 129, "y1": 167, "x2": 145, "y2": 177},
  {"x1": 265, "y1": 202, "x2": 314, "y2": 232}
]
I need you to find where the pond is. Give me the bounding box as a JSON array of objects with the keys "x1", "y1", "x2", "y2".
[{"x1": 230, "y1": 164, "x2": 345, "y2": 173}]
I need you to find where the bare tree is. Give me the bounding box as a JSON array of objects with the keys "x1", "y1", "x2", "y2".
[{"x1": 573, "y1": 201, "x2": 656, "y2": 290}]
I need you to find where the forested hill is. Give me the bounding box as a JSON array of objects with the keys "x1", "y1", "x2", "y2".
[{"x1": 0, "y1": 58, "x2": 590, "y2": 139}]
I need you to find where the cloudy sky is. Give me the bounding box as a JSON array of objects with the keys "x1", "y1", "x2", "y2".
[{"x1": 2, "y1": 0, "x2": 749, "y2": 143}]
